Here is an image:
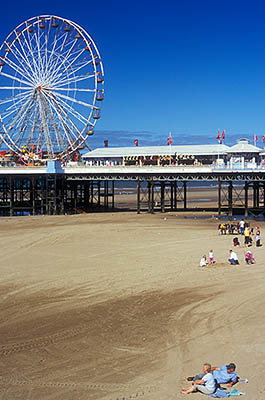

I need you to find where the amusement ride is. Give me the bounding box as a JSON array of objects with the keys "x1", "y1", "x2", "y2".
[{"x1": 0, "y1": 15, "x2": 104, "y2": 164}]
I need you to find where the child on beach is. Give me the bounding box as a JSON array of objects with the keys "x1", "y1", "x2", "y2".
[
  {"x1": 209, "y1": 250, "x2": 215, "y2": 265},
  {"x1": 181, "y1": 363, "x2": 216, "y2": 395},
  {"x1": 200, "y1": 255, "x2": 208, "y2": 267},
  {"x1": 245, "y1": 250, "x2": 256, "y2": 264}
]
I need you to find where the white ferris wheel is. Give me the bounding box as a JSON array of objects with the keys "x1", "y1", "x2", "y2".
[{"x1": 0, "y1": 15, "x2": 104, "y2": 161}]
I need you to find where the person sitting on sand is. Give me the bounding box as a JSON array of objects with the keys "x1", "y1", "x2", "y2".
[
  {"x1": 255, "y1": 229, "x2": 262, "y2": 247},
  {"x1": 187, "y1": 362, "x2": 238, "y2": 388},
  {"x1": 200, "y1": 255, "x2": 208, "y2": 267},
  {"x1": 228, "y1": 250, "x2": 239, "y2": 265},
  {"x1": 233, "y1": 237, "x2": 240, "y2": 247},
  {"x1": 245, "y1": 250, "x2": 255, "y2": 265},
  {"x1": 181, "y1": 363, "x2": 216, "y2": 395}
]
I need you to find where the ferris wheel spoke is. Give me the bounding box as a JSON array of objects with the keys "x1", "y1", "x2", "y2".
[
  {"x1": 51, "y1": 56, "x2": 93, "y2": 87},
  {"x1": 46, "y1": 92, "x2": 83, "y2": 141},
  {"x1": 14, "y1": 103, "x2": 37, "y2": 146},
  {"x1": 20, "y1": 30, "x2": 41, "y2": 82},
  {"x1": 43, "y1": 93, "x2": 80, "y2": 146},
  {"x1": 6, "y1": 40, "x2": 37, "y2": 82},
  {"x1": 52, "y1": 71, "x2": 95, "y2": 88},
  {"x1": 0, "y1": 91, "x2": 32, "y2": 116},
  {"x1": 0, "y1": 71, "x2": 34, "y2": 87},
  {"x1": 4, "y1": 94, "x2": 35, "y2": 137},
  {"x1": 0, "y1": 86, "x2": 32, "y2": 90},
  {"x1": 37, "y1": 93, "x2": 54, "y2": 157},
  {"x1": 40, "y1": 92, "x2": 66, "y2": 150},
  {"x1": 50, "y1": 92, "x2": 88, "y2": 125},
  {"x1": 1, "y1": 55, "x2": 34, "y2": 83},
  {"x1": 33, "y1": 26, "x2": 45, "y2": 78},
  {"x1": 41, "y1": 26, "x2": 63, "y2": 81},
  {"x1": 51, "y1": 47, "x2": 86, "y2": 84},
  {"x1": 53, "y1": 91, "x2": 94, "y2": 108},
  {"x1": 52, "y1": 87, "x2": 95, "y2": 92},
  {"x1": 43, "y1": 20, "x2": 52, "y2": 83},
  {"x1": 47, "y1": 31, "x2": 73, "y2": 81},
  {"x1": 49, "y1": 38, "x2": 80, "y2": 84},
  {"x1": 14, "y1": 31, "x2": 39, "y2": 82}
]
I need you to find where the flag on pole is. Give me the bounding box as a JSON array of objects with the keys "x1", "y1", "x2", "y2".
[
  {"x1": 262, "y1": 135, "x2": 265, "y2": 143},
  {"x1": 104, "y1": 140, "x2": 108, "y2": 147},
  {"x1": 222, "y1": 130, "x2": 225, "y2": 140},
  {"x1": 216, "y1": 130, "x2": 222, "y2": 144},
  {"x1": 167, "y1": 132, "x2": 172, "y2": 145},
  {"x1": 134, "y1": 139, "x2": 139, "y2": 147},
  {"x1": 254, "y1": 135, "x2": 258, "y2": 145}
]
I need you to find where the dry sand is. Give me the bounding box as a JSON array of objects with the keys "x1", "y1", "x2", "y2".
[{"x1": 0, "y1": 211, "x2": 264, "y2": 399}]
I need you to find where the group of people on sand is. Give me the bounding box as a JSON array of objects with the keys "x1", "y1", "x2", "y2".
[
  {"x1": 200, "y1": 221, "x2": 262, "y2": 267},
  {"x1": 181, "y1": 362, "x2": 241, "y2": 396}
]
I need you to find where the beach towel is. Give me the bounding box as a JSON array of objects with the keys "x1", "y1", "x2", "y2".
[
  {"x1": 209, "y1": 388, "x2": 245, "y2": 397},
  {"x1": 229, "y1": 388, "x2": 245, "y2": 396},
  {"x1": 210, "y1": 388, "x2": 230, "y2": 398}
]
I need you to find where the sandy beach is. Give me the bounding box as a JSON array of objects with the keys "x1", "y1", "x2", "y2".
[{"x1": 0, "y1": 211, "x2": 264, "y2": 399}]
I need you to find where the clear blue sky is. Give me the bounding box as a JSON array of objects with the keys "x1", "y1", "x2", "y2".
[{"x1": 1, "y1": 0, "x2": 265, "y2": 146}]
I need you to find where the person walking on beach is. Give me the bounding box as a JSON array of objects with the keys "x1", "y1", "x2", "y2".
[
  {"x1": 181, "y1": 363, "x2": 216, "y2": 395},
  {"x1": 228, "y1": 250, "x2": 239, "y2": 265},
  {"x1": 209, "y1": 250, "x2": 215, "y2": 265},
  {"x1": 239, "y1": 219, "x2": 245, "y2": 235},
  {"x1": 244, "y1": 226, "x2": 250, "y2": 247}
]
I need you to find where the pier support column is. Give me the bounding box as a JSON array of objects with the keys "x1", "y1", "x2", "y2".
[
  {"x1": 183, "y1": 181, "x2": 187, "y2": 209},
  {"x1": 137, "y1": 179, "x2": 141, "y2": 214},
  {"x1": 97, "y1": 181, "x2": 101, "y2": 206},
  {"x1": 161, "y1": 181, "x2": 165, "y2": 213},
  {"x1": 84, "y1": 182, "x2": 89, "y2": 209},
  {"x1": 148, "y1": 180, "x2": 154, "y2": 213},
  {"x1": 173, "y1": 181, "x2": 177, "y2": 209},
  {"x1": 9, "y1": 176, "x2": 14, "y2": 217},
  {"x1": 31, "y1": 177, "x2": 36, "y2": 216},
  {"x1": 104, "y1": 181, "x2": 108, "y2": 208},
  {"x1": 228, "y1": 181, "x2": 233, "y2": 220},
  {"x1": 112, "y1": 181, "x2": 115, "y2": 209},
  {"x1": 244, "y1": 182, "x2": 248, "y2": 218},
  {"x1": 170, "y1": 182, "x2": 174, "y2": 210},
  {"x1": 218, "y1": 178, "x2": 222, "y2": 218}
]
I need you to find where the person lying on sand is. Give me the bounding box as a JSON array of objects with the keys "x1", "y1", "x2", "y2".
[
  {"x1": 187, "y1": 362, "x2": 238, "y2": 388},
  {"x1": 181, "y1": 363, "x2": 216, "y2": 395}
]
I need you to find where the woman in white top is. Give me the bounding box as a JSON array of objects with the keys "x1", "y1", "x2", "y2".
[{"x1": 181, "y1": 363, "x2": 216, "y2": 395}]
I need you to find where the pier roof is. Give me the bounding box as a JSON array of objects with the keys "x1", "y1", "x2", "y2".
[
  {"x1": 227, "y1": 139, "x2": 262, "y2": 153},
  {"x1": 83, "y1": 144, "x2": 230, "y2": 159}
]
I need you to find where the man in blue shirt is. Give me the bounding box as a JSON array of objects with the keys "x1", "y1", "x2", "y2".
[
  {"x1": 212, "y1": 363, "x2": 238, "y2": 387},
  {"x1": 187, "y1": 363, "x2": 238, "y2": 387}
]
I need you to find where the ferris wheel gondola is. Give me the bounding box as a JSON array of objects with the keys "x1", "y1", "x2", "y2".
[{"x1": 0, "y1": 15, "x2": 104, "y2": 160}]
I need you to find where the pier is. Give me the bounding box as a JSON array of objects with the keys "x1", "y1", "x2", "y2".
[{"x1": 0, "y1": 165, "x2": 265, "y2": 218}]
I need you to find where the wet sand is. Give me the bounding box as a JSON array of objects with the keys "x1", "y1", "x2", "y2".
[{"x1": 0, "y1": 211, "x2": 264, "y2": 399}]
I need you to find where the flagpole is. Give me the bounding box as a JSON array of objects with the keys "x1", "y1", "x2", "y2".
[{"x1": 170, "y1": 132, "x2": 171, "y2": 165}]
